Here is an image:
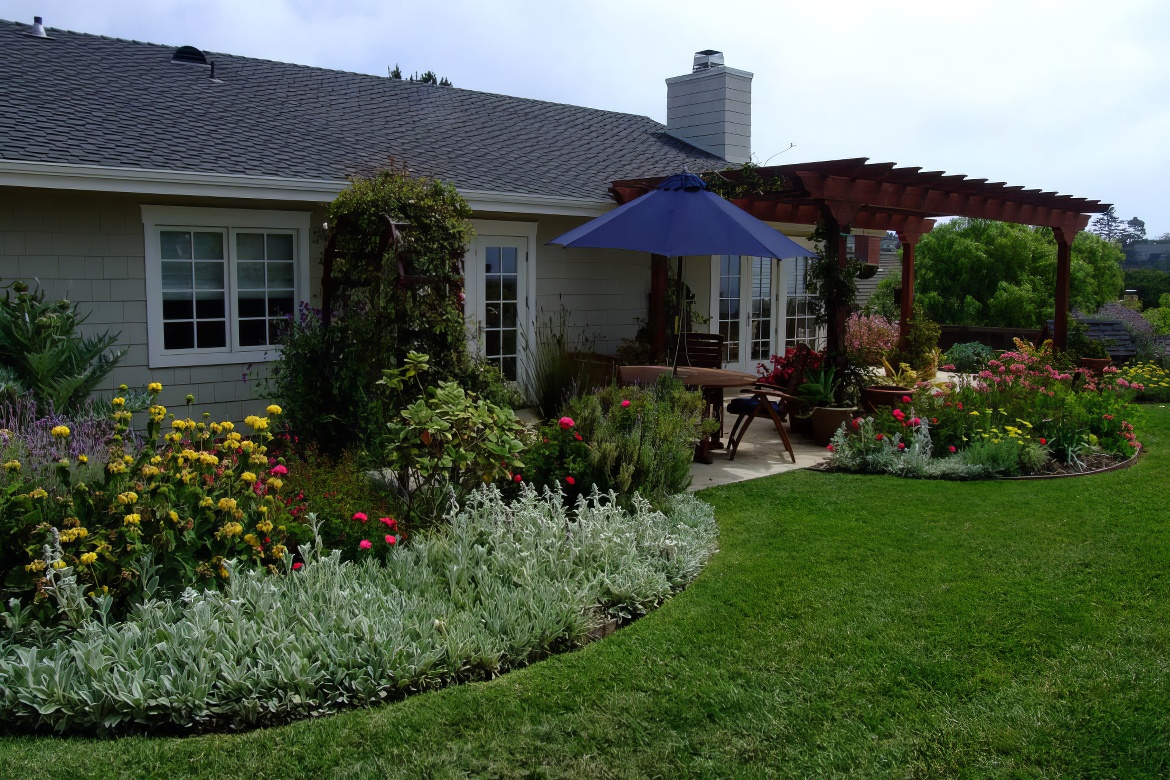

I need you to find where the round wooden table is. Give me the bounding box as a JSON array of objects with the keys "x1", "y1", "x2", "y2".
[{"x1": 619, "y1": 365, "x2": 760, "y2": 463}]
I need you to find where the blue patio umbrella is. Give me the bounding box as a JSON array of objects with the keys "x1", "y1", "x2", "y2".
[{"x1": 549, "y1": 173, "x2": 816, "y2": 364}]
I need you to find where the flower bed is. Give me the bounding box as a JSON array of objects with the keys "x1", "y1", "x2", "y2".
[
  {"x1": 827, "y1": 341, "x2": 1142, "y2": 478},
  {"x1": 1118, "y1": 360, "x2": 1170, "y2": 403},
  {"x1": 0, "y1": 488, "x2": 717, "y2": 734}
]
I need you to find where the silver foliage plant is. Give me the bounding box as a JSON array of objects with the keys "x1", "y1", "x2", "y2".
[
  {"x1": 0, "y1": 486, "x2": 717, "y2": 734},
  {"x1": 827, "y1": 416, "x2": 996, "y2": 479}
]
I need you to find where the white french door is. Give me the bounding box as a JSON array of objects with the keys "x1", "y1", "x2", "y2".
[
  {"x1": 467, "y1": 228, "x2": 534, "y2": 384},
  {"x1": 712, "y1": 255, "x2": 778, "y2": 372}
]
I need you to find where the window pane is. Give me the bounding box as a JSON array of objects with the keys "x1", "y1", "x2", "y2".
[
  {"x1": 163, "y1": 321, "x2": 194, "y2": 350},
  {"x1": 196, "y1": 321, "x2": 226, "y2": 349},
  {"x1": 501, "y1": 356, "x2": 517, "y2": 381},
  {"x1": 485, "y1": 277, "x2": 501, "y2": 301},
  {"x1": 160, "y1": 231, "x2": 192, "y2": 260},
  {"x1": 485, "y1": 303, "x2": 500, "y2": 328},
  {"x1": 194, "y1": 262, "x2": 224, "y2": 290},
  {"x1": 501, "y1": 247, "x2": 517, "y2": 274},
  {"x1": 162, "y1": 293, "x2": 193, "y2": 321},
  {"x1": 268, "y1": 318, "x2": 290, "y2": 343},
  {"x1": 501, "y1": 277, "x2": 517, "y2": 302},
  {"x1": 239, "y1": 291, "x2": 266, "y2": 319},
  {"x1": 237, "y1": 233, "x2": 265, "y2": 261},
  {"x1": 486, "y1": 330, "x2": 500, "y2": 355},
  {"x1": 238, "y1": 262, "x2": 266, "y2": 290},
  {"x1": 502, "y1": 329, "x2": 517, "y2": 355},
  {"x1": 193, "y1": 232, "x2": 224, "y2": 260},
  {"x1": 238, "y1": 319, "x2": 267, "y2": 347},
  {"x1": 266, "y1": 234, "x2": 294, "y2": 261},
  {"x1": 501, "y1": 302, "x2": 517, "y2": 328},
  {"x1": 161, "y1": 261, "x2": 192, "y2": 290},
  {"x1": 195, "y1": 292, "x2": 225, "y2": 319},
  {"x1": 268, "y1": 262, "x2": 294, "y2": 289},
  {"x1": 484, "y1": 246, "x2": 499, "y2": 274},
  {"x1": 268, "y1": 294, "x2": 294, "y2": 318}
]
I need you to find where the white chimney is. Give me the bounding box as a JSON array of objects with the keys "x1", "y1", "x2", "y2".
[{"x1": 666, "y1": 50, "x2": 752, "y2": 164}]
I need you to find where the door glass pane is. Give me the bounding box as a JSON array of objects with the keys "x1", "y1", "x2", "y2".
[
  {"x1": 481, "y1": 242, "x2": 521, "y2": 380},
  {"x1": 718, "y1": 255, "x2": 741, "y2": 365},
  {"x1": 785, "y1": 257, "x2": 823, "y2": 350},
  {"x1": 749, "y1": 257, "x2": 773, "y2": 361}
]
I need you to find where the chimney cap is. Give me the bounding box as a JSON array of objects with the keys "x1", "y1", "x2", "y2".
[
  {"x1": 24, "y1": 16, "x2": 52, "y2": 39},
  {"x1": 692, "y1": 50, "x2": 724, "y2": 72}
]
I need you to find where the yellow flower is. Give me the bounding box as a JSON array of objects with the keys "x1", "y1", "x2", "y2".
[
  {"x1": 198, "y1": 452, "x2": 220, "y2": 467},
  {"x1": 240, "y1": 471, "x2": 257, "y2": 483},
  {"x1": 149, "y1": 404, "x2": 167, "y2": 421},
  {"x1": 28, "y1": 487, "x2": 48, "y2": 499},
  {"x1": 221, "y1": 421, "x2": 234, "y2": 432},
  {"x1": 80, "y1": 552, "x2": 98, "y2": 565},
  {"x1": 258, "y1": 505, "x2": 269, "y2": 514},
  {"x1": 122, "y1": 454, "x2": 133, "y2": 465},
  {"x1": 220, "y1": 521, "x2": 243, "y2": 538},
  {"x1": 199, "y1": 496, "x2": 214, "y2": 508},
  {"x1": 3, "y1": 460, "x2": 20, "y2": 472},
  {"x1": 256, "y1": 519, "x2": 273, "y2": 534},
  {"x1": 266, "y1": 477, "x2": 283, "y2": 491},
  {"x1": 50, "y1": 425, "x2": 71, "y2": 438},
  {"x1": 217, "y1": 497, "x2": 238, "y2": 512},
  {"x1": 25, "y1": 559, "x2": 46, "y2": 573},
  {"x1": 150, "y1": 455, "x2": 162, "y2": 465},
  {"x1": 147, "y1": 382, "x2": 163, "y2": 393},
  {"x1": 107, "y1": 461, "x2": 127, "y2": 474},
  {"x1": 272, "y1": 544, "x2": 286, "y2": 559},
  {"x1": 266, "y1": 404, "x2": 282, "y2": 416},
  {"x1": 77, "y1": 454, "x2": 88, "y2": 464},
  {"x1": 244, "y1": 415, "x2": 261, "y2": 429},
  {"x1": 117, "y1": 491, "x2": 139, "y2": 505},
  {"x1": 123, "y1": 513, "x2": 141, "y2": 526},
  {"x1": 169, "y1": 510, "x2": 180, "y2": 523},
  {"x1": 111, "y1": 397, "x2": 126, "y2": 408},
  {"x1": 51, "y1": 560, "x2": 67, "y2": 570},
  {"x1": 141, "y1": 465, "x2": 161, "y2": 478},
  {"x1": 243, "y1": 533, "x2": 260, "y2": 547}
]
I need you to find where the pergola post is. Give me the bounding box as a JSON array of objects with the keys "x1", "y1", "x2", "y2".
[
  {"x1": 649, "y1": 253, "x2": 669, "y2": 358},
  {"x1": 1052, "y1": 227, "x2": 1073, "y2": 350},
  {"x1": 896, "y1": 230, "x2": 923, "y2": 345}
]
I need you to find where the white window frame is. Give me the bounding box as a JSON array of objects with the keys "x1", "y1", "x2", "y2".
[
  {"x1": 709, "y1": 255, "x2": 782, "y2": 372},
  {"x1": 142, "y1": 206, "x2": 311, "y2": 368},
  {"x1": 465, "y1": 220, "x2": 537, "y2": 388}
]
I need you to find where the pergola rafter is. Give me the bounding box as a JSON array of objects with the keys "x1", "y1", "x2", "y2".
[{"x1": 611, "y1": 157, "x2": 1109, "y2": 351}]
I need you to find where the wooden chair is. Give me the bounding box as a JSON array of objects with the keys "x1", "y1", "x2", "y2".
[
  {"x1": 725, "y1": 383, "x2": 797, "y2": 463},
  {"x1": 675, "y1": 332, "x2": 726, "y2": 437}
]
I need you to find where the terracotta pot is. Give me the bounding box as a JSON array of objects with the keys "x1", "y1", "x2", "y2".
[
  {"x1": 1079, "y1": 357, "x2": 1112, "y2": 374},
  {"x1": 811, "y1": 406, "x2": 858, "y2": 447},
  {"x1": 861, "y1": 385, "x2": 914, "y2": 412}
]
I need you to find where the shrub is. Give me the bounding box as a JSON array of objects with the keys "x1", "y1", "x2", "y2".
[
  {"x1": 0, "y1": 281, "x2": 124, "y2": 413},
  {"x1": 844, "y1": 312, "x2": 898, "y2": 366},
  {"x1": 545, "y1": 375, "x2": 715, "y2": 507},
  {"x1": 942, "y1": 341, "x2": 996, "y2": 373},
  {"x1": 0, "y1": 385, "x2": 302, "y2": 623},
  {"x1": 1118, "y1": 361, "x2": 1170, "y2": 402},
  {"x1": 887, "y1": 301, "x2": 940, "y2": 370},
  {"x1": 524, "y1": 306, "x2": 596, "y2": 419},
  {"x1": 378, "y1": 353, "x2": 525, "y2": 527},
  {"x1": 0, "y1": 487, "x2": 718, "y2": 734}
]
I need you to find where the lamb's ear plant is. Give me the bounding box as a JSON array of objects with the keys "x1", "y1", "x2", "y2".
[{"x1": 0, "y1": 487, "x2": 717, "y2": 734}]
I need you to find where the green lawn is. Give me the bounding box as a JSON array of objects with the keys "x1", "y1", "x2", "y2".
[{"x1": 4, "y1": 409, "x2": 1169, "y2": 778}]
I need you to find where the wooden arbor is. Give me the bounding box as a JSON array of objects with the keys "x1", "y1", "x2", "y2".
[{"x1": 611, "y1": 158, "x2": 1110, "y2": 351}]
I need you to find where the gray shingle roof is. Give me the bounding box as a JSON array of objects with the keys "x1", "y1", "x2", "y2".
[{"x1": 0, "y1": 19, "x2": 724, "y2": 200}]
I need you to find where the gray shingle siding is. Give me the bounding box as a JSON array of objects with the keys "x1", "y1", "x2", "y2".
[{"x1": 0, "y1": 19, "x2": 723, "y2": 199}]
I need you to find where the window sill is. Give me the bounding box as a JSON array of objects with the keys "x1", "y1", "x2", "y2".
[{"x1": 147, "y1": 348, "x2": 280, "y2": 369}]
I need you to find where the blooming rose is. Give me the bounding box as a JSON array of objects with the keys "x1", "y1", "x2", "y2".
[
  {"x1": 271, "y1": 464, "x2": 289, "y2": 476},
  {"x1": 359, "y1": 539, "x2": 372, "y2": 550},
  {"x1": 901, "y1": 395, "x2": 912, "y2": 404},
  {"x1": 948, "y1": 445, "x2": 956, "y2": 454},
  {"x1": 385, "y1": 535, "x2": 397, "y2": 545},
  {"x1": 565, "y1": 476, "x2": 575, "y2": 486},
  {"x1": 620, "y1": 400, "x2": 631, "y2": 408},
  {"x1": 513, "y1": 473, "x2": 523, "y2": 482},
  {"x1": 897, "y1": 442, "x2": 906, "y2": 450},
  {"x1": 558, "y1": 416, "x2": 575, "y2": 430},
  {"x1": 353, "y1": 512, "x2": 368, "y2": 522}
]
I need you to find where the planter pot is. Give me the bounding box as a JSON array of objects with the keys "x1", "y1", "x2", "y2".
[
  {"x1": 862, "y1": 385, "x2": 914, "y2": 412},
  {"x1": 1079, "y1": 357, "x2": 1112, "y2": 374},
  {"x1": 790, "y1": 412, "x2": 814, "y2": 436},
  {"x1": 811, "y1": 406, "x2": 858, "y2": 446}
]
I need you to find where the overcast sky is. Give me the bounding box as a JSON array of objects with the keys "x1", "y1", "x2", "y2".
[{"x1": 10, "y1": 0, "x2": 1170, "y2": 235}]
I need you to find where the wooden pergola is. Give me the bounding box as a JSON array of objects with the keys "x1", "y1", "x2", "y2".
[{"x1": 611, "y1": 158, "x2": 1110, "y2": 352}]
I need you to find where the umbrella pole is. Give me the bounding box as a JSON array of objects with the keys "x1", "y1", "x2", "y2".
[{"x1": 672, "y1": 256, "x2": 685, "y2": 376}]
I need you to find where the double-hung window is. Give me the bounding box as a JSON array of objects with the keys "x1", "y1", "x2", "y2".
[{"x1": 142, "y1": 206, "x2": 310, "y2": 368}]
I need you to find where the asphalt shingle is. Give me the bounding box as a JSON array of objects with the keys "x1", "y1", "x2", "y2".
[{"x1": 0, "y1": 19, "x2": 724, "y2": 199}]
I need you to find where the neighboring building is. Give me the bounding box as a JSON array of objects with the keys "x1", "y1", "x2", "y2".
[
  {"x1": 1, "y1": 17, "x2": 826, "y2": 419},
  {"x1": 1123, "y1": 239, "x2": 1170, "y2": 272}
]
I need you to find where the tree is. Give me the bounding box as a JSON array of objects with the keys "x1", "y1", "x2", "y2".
[
  {"x1": 1089, "y1": 206, "x2": 1124, "y2": 242},
  {"x1": 1125, "y1": 268, "x2": 1170, "y2": 308},
  {"x1": 388, "y1": 65, "x2": 453, "y2": 86},
  {"x1": 1121, "y1": 216, "x2": 1146, "y2": 247}
]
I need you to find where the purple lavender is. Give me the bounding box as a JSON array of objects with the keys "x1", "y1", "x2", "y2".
[{"x1": 0, "y1": 396, "x2": 121, "y2": 485}]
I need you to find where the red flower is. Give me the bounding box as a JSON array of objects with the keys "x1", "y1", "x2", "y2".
[
  {"x1": 513, "y1": 473, "x2": 523, "y2": 483},
  {"x1": 558, "y1": 416, "x2": 575, "y2": 430},
  {"x1": 901, "y1": 395, "x2": 912, "y2": 403},
  {"x1": 897, "y1": 442, "x2": 906, "y2": 450},
  {"x1": 574, "y1": 433, "x2": 583, "y2": 441},
  {"x1": 826, "y1": 444, "x2": 835, "y2": 452},
  {"x1": 385, "y1": 534, "x2": 397, "y2": 545},
  {"x1": 957, "y1": 402, "x2": 964, "y2": 410},
  {"x1": 379, "y1": 517, "x2": 397, "y2": 530},
  {"x1": 875, "y1": 433, "x2": 884, "y2": 441},
  {"x1": 931, "y1": 417, "x2": 938, "y2": 425},
  {"x1": 948, "y1": 445, "x2": 956, "y2": 454},
  {"x1": 851, "y1": 418, "x2": 861, "y2": 430},
  {"x1": 620, "y1": 399, "x2": 631, "y2": 408},
  {"x1": 1039, "y1": 438, "x2": 1047, "y2": 445},
  {"x1": 292, "y1": 562, "x2": 303, "y2": 570},
  {"x1": 892, "y1": 409, "x2": 905, "y2": 421},
  {"x1": 910, "y1": 417, "x2": 921, "y2": 426},
  {"x1": 565, "y1": 476, "x2": 575, "y2": 486},
  {"x1": 353, "y1": 512, "x2": 368, "y2": 523}
]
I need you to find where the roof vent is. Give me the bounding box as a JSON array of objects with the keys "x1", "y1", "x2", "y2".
[
  {"x1": 24, "y1": 16, "x2": 52, "y2": 39},
  {"x1": 692, "y1": 50, "x2": 724, "y2": 72},
  {"x1": 171, "y1": 46, "x2": 209, "y2": 65}
]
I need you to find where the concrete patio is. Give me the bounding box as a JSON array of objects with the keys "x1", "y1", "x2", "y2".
[{"x1": 689, "y1": 397, "x2": 829, "y2": 491}]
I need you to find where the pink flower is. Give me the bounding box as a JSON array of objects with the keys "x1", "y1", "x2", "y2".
[
  {"x1": 897, "y1": 442, "x2": 906, "y2": 451},
  {"x1": 892, "y1": 409, "x2": 905, "y2": 421},
  {"x1": 558, "y1": 416, "x2": 575, "y2": 430},
  {"x1": 948, "y1": 445, "x2": 956, "y2": 454},
  {"x1": 565, "y1": 476, "x2": 575, "y2": 486},
  {"x1": 910, "y1": 417, "x2": 921, "y2": 426},
  {"x1": 941, "y1": 364, "x2": 956, "y2": 371},
  {"x1": 353, "y1": 512, "x2": 368, "y2": 523},
  {"x1": 292, "y1": 561, "x2": 303, "y2": 570},
  {"x1": 901, "y1": 395, "x2": 912, "y2": 404},
  {"x1": 270, "y1": 464, "x2": 288, "y2": 476},
  {"x1": 513, "y1": 473, "x2": 523, "y2": 483},
  {"x1": 359, "y1": 539, "x2": 372, "y2": 550},
  {"x1": 385, "y1": 534, "x2": 397, "y2": 545},
  {"x1": 620, "y1": 399, "x2": 631, "y2": 408}
]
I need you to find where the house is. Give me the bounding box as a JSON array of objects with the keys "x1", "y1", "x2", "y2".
[
  {"x1": 1123, "y1": 239, "x2": 1170, "y2": 272},
  {"x1": 1, "y1": 17, "x2": 845, "y2": 421}
]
